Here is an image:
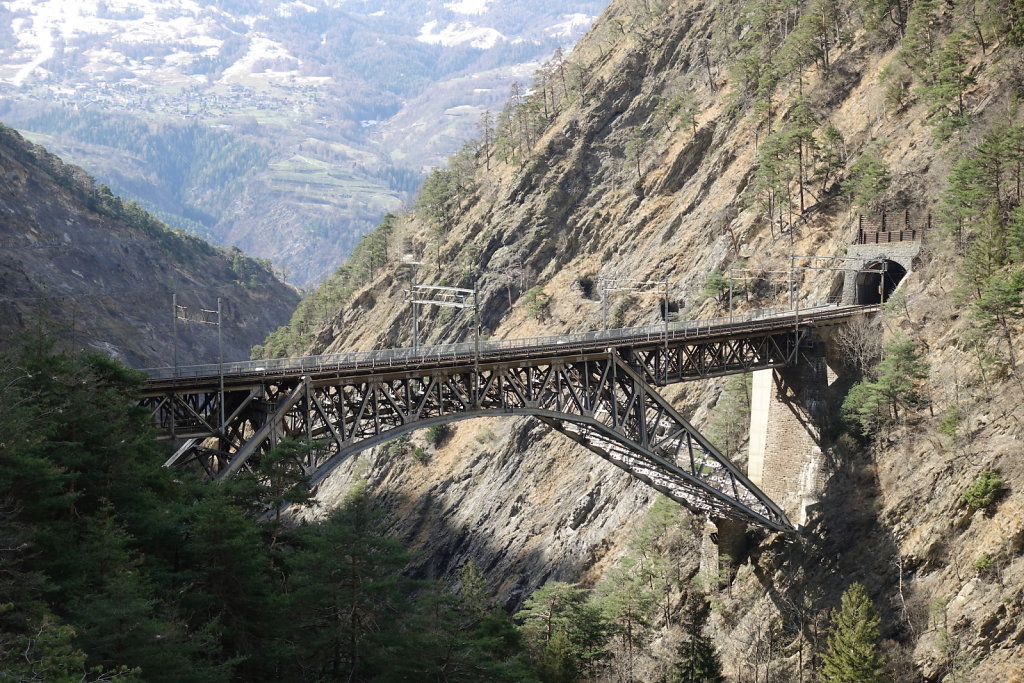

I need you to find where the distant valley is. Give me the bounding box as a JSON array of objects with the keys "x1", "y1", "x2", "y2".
[{"x1": 0, "y1": 0, "x2": 605, "y2": 285}]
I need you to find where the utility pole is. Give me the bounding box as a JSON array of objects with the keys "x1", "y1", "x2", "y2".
[
  {"x1": 172, "y1": 292, "x2": 179, "y2": 378},
  {"x1": 789, "y1": 255, "x2": 795, "y2": 311},
  {"x1": 197, "y1": 299, "x2": 226, "y2": 435},
  {"x1": 403, "y1": 260, "x2": 422, "y2": 352},
  {"x1": 602, "y1": 278, "x2": 609, "y2": 329},
  {"x1": 405, "y1": 283, "x2": 476, "y2": 355},
  {"x1": 217, "y1": 297, "x2": 224, "y2": 435},
  {"x1": 412, "y1": 270, "x2": 419, "y2": 352},
  {"x1": 663, "y1": 278, "x2": 670, "y2": 384},
  {"x1": 728, "y1": 267, "x2": 734, "y2": 321},
  {"x1": 473, "y1": 272, "x2": 481, "y2": 407}
]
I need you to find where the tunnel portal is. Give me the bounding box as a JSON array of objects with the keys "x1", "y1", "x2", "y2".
[{"x1": 854, "y1": 259, "x2": 906, "y2": 304}]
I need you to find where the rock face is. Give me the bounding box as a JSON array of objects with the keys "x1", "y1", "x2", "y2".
[
  {"x1": 287, "y1": 0, "x2": 1024, "y2": 678},
  {"x1": 0, "y1": 125, "x2": 299, "y2": 367}
]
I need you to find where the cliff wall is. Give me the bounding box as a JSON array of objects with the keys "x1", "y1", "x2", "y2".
[{"x1": 282, "y1": 0, "x2": 1024, "y2": 677}]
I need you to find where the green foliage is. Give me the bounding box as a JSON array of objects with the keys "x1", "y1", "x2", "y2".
[
  {"x1": 842, "y1": 335, "x2": 929, "y2": 433},
  {"x1": 653, "y1": 91, "x2": 700, "y2": 134},
  {"x1": 515, "y1": 582, "x2": 611, "y2": 681},
  {"x1": 703, "y1": 270, "x2": 729, "y2": 303},
  {"x1": 594, "y1": 557, "x2": 657, "y2": 678},
  {"x1": 383, "y1": 433, "x2": 413, "y2": 459},
  {"x1": 0, "y1": 616, "x2": 141, "y2": 682},
  {"x1": 859, "y1": 0, "x2": 911, "y2": 37},
  {"x1": 900, "y1": 0, "x2": 941, "y2": 78},
  {"x1": 847, "y1": 150, "x2": 891, "y2": 211},
  {"x1": 425, "y1": 423, "x2": 451, "y2": 447},
  {"x1": 880, "y1": 62, "x2": 914, "y2": 114},
  {"x1": 283, "y1": 486, "x2": 413, "y2": 679},
  {"x1": 0, "y1": 123, "x2": 255, "y2": 271},
  {"x1": 940, "y1": 124, "x2": 1024, "y2": 366},
  {"x1": 523, "y1": 286, "x2": 551, "y2": 320},
  {"x1": 974, "y1": 553, "x2": 993, "y2": 574},
  {"x1": 625, "y1": 125, "x2": 650, "y2": 183},
  {"x1": 0, "y1": 340, "x2": 534, "y2": 681},
  {"x1": 226, "y1": 246, "x2": 274, "y2": 289},
  {"x1": 1, "y1": 110, "x2": 270, "y2": 238},
  {"x1": 938, "y1": 404, "x2": 963, "y2": 439},
  {"x1": 255, "y1": 213, "x2": 401, "y2": 359},
  {"x1": 609, "y1": 293, "x2": 636, "y2": 328},
  {"x1": 752, "y1": 131, "x2": 793, "y2": 225},
  {"x1": 920, "y1": 32, "x2": 976, "y2": 139},
  {"x1": 962, "y1": 470, "x2": 1003, "y2": 511},
  {"x1": 515, "y1": 497, "x2": 698, "y2": 680},
  {"x1": 672, "y1": 598, "x2": 724, "y2": 683},
  {"x1": 820, "y1": 583, "x2": 887, "y2": 682},
  {"x1": 815, "y1": 124, "x2": 847, "y2": 194}
]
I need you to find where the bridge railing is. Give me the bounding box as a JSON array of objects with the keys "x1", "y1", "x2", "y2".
[{"x1": 144, "y1": 301, "x2": 847, "y2": 381}]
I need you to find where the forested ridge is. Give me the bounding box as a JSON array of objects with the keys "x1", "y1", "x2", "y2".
[{"x1": 0, "y1": 341, "x2": 534, "y2": 681}]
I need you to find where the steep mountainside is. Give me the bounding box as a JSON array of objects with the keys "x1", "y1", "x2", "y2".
[
  {"x1": 268, "y1": 0, "x2": 1024, "y2": 679},
  {"x1": 0, "y1": 0, "x2": 604, "y2": 285},
  {"x1": 0, "y1": 124, "x2": 299, "y2": 367}
]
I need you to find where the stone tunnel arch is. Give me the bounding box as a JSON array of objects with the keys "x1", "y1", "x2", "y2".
[{"x1": 854, "y1": 259, "x2": 907, "y2": 304}]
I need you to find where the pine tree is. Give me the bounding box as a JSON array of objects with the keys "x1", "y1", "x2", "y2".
[
  {"x1": 847, "y1": 150, "x2": 891, "y2": 212},
  {"x1": 282, "y1": 484, "x2": 411, "y2": 680},
  {"x1": 820, "y1": 583, "x2": 887, "y2": 682},
  {"x1": 596, "y1": 557, "x2": 656, "y2": 682},
  {"x1": 921, "y1": 31, "x2": 975, "y2": 139},
  {"x1": 672, "y1": 598, "x2": 724, "y2": 683},
  {"x1": 515, "y1": 581, "x2": 611, "y2": 681}
]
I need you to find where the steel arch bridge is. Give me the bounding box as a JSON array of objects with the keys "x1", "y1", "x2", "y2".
[{"x1": 141, "y1": 304, "x2": 877, "y2": 533}]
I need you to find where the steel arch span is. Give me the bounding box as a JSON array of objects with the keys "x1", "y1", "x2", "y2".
[{"x1": 149, "y1": 351, "x2": 792, "y2": 531}]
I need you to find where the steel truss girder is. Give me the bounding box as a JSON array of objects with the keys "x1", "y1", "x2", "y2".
[
  {"x1": 155, "y1": 351, "x2": 793, "y2": 531},
  {"x1": 632, "y1": 329, "x2": 806, "y2": 385}
]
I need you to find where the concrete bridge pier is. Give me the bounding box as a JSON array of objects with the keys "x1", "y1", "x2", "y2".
[
  {"x1": 700, "y1": 517, "x2": 750, "y2": 585},
  {"x1": 747, "y1": 343, "x2": 833, "y2": 528},
  {"x1": 699, "y1": 342, "x2": 835, "y2": 581}
]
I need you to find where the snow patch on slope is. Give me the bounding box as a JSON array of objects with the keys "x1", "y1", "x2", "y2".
[
  {"x1": 417, "y1": 20, "x2": 504, "y2": 49},
  {"x1": 219, "y1": 35, "x2": 299, "y2": 82},
  {"x1": 548, "y1": 13, "x2": 597, "y2": 39},
  {"x1": 276, "y1": 2, "x2": 318, "y2": 18},
  {"x1": 444, "y1": 0, "x2": 490, "y2": 15}
]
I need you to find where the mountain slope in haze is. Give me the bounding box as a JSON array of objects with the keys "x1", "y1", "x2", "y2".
[
  {"x1": 0, "y1": 124, "x2": 299, "y2": 367},
  {"x1": 265, "y1": 0, "x2": 1024, "y2": 679},
  {"x1": 0, "y1": 0, "x2": 606, "y2": 286}
]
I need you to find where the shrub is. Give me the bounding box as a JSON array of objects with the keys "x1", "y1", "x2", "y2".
[
  {"x1": 962, "y1": 471, "x2": 1002, "y2": 511},
  {"x1": 609, "y1": 293, "x2": 636, "y2": 328},
  {"x1": 522, "y1": 286, "x2": 550, "y2": 320},
  {"x1": 702, "y1": 269, "x2": 729, "y2": 303},
  {"x1": 841, "y1": 335, "x2": 928, "y2": 434},
  {"x1": 938, "y1": 405, "x2": 962, "y2": 439},
  {"x1": 475, "y1": 427, "x2": 495, "y2": 444},
  {"x1": 383, "y1": 434, "x2": 412, "y2": 459},
  {"x1": 425, "y1": 424, "x2": 451, "y2": 448}
]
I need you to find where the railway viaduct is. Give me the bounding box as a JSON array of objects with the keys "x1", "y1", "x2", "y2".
[{"x1": 140, "y1": 214, "x2": 924, "y2": 561}]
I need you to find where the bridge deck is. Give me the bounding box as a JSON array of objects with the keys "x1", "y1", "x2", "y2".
[{"x1": 143, "y1": 303, "x2": 876, "y2": 393}]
